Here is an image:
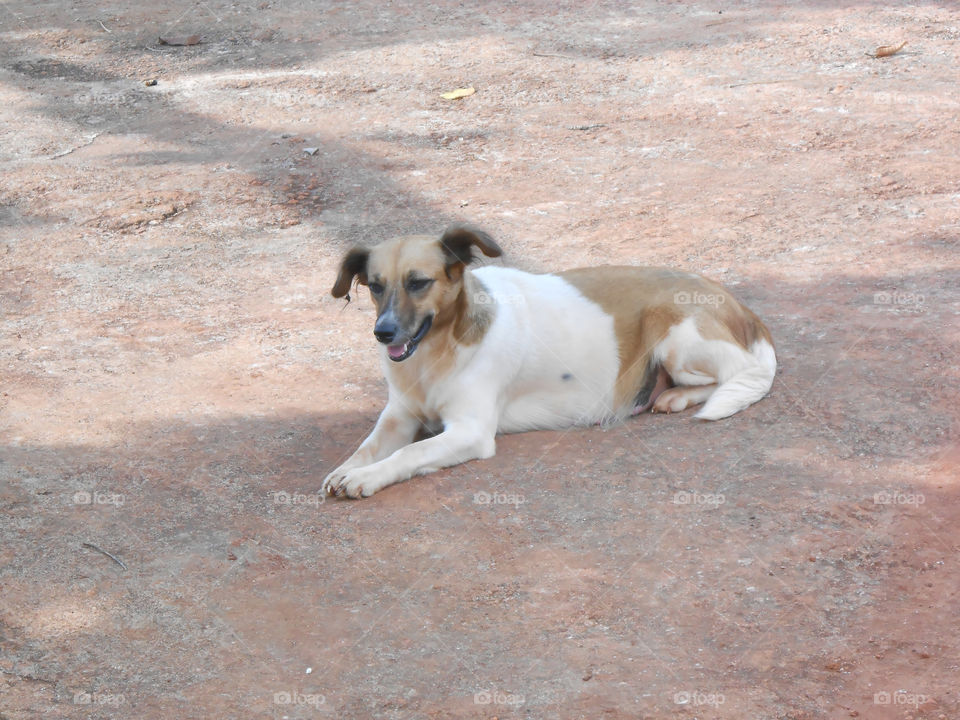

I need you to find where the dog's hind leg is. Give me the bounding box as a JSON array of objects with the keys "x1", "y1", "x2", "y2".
[
  {"x1": 653, "y1": 316, "x2": 776, "y2": 420},
  {"x1": 630, "y1": 364, "x2": 673, "y2": 416}
]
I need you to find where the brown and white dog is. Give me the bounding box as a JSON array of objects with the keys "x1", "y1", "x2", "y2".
[{"x1": 323, "y1": 225, "x2": 776, "y2": 498}]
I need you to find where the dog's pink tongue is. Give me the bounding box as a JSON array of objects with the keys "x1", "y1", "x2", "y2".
[{"x1": 387, "y1": 342, "x2": 407, "y2": 359}]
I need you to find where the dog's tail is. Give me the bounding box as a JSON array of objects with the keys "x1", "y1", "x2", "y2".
[{"x1": 695, "y1": 338, "x2": 776, "y2": 420}]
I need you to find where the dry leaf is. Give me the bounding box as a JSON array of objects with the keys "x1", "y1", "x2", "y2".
[
  {"x1": 874, "y1": 41, "x2": 907, "y2": 58},
  {"x1": 158, "y1": 34, "x2": 202, "y2": 46},
  {"x1": 441, "y1": 87, "x2": 475, "y2": 100}
]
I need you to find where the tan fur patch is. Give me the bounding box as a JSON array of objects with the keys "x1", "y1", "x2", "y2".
[{"x1": 560, "y1": 266, "x2": 771, "y2": 413}]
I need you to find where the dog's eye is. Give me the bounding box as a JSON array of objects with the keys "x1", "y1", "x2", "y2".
[
  {"x1": 368, "y1": 282, "x2": 385, "y2": 296},
  {"x1": 406, "y1": 278, "x2": 434, "y2": 293}
]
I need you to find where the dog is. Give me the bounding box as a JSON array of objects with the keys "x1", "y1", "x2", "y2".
[{"x1": 322, "y1": 225, "x2": 776, "y2": 498}]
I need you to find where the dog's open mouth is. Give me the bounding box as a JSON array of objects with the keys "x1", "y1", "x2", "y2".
[{"x1": 386, "y1": 316, "x2": 432, "y2": 362}]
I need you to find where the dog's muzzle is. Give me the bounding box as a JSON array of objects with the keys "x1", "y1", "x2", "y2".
[{"x1": 374, "y1": 314, "x2": 433, "y2": 362}]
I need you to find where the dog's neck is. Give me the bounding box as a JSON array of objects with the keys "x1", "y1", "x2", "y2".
[{"x1": 450, "y1": 269, "x2": 494, "y2": 346}]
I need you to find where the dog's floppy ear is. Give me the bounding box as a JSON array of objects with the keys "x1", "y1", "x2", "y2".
[
  {"x1": 439, "y1": 224, "x2": 502, "y2": 267},
  {"x1": 331, "y1": 247, "x2": 370, "y2": 299}
]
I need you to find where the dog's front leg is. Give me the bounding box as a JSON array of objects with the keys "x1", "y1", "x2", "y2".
[
  {"x1": 321, "y1": 402, "x2": 421, "y2": 494},
  {"x1": 327, "y1": 414, "x2": 497, "y2": 498}
]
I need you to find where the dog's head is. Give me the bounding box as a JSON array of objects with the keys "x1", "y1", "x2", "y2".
[{"x1": 332, "y1": 225, "x2": 502, "y2": 362}]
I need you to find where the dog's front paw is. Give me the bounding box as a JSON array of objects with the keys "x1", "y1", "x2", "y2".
[{"x1": 322, "y1": 465, "x2": 386, "y2": 499}]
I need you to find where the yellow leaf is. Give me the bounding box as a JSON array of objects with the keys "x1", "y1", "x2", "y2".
[
  {"x1": 441, "y1": 87, "x2": 475, "y2": 100},
  {"x1": 874, "y1": 41, "x2": 907, "y2": 58}
]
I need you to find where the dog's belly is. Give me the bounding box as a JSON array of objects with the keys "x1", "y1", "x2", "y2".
[
  {"x1": 498, "y1": 385, "x2": 614, "y2": 432},
  {"x1": 472, "y1": 267, "x2": 620, "y2": 433}
]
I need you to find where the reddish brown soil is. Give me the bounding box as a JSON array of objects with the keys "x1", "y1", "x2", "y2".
[{"x1": 1, "y1": 2, "x2": 958, "y2": 719}]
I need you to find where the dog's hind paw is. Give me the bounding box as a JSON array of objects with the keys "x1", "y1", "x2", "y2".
[
  {"x1": 652, "y1": 385, "x2": 716, "y2": 414},
  {"x1": 652, "y1": 388, "x2": 691, "y2": 414}
]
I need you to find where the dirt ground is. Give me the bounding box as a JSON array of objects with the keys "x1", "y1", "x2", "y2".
[{"x1": 1, "y1": 1, "x2": 958, "y2": 718}]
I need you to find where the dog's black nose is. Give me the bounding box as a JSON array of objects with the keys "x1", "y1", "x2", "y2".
[{"x1": 374, "y1": 316, "x2": 398, "y2": 344}]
